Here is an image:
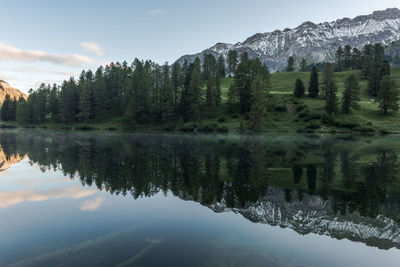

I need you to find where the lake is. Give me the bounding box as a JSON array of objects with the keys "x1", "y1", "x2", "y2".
[{"x1": 0, "y1": 131, "x2": 399, "y2": 266}]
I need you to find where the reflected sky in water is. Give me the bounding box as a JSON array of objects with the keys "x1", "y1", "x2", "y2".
[{"x1": 0, "y1": 132, "x2": 399, "y2": 266}]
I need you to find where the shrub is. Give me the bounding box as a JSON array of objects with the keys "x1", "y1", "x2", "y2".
[
  {"x1": 274, "y1": 104, "x2": 287, "y2": 112},
  {"x1": 75, "y1": 125, "x2": 96, "y2": 131},
  {"x1": 333, "y1": 121, "x2": 360, "y2": 129},
  {"x1": 218, "y1": 117, "x2": 226, "y2": 123},
  {"x1": 216, "y1": 126, "x2": 229, "y2": 133},
  {"x1": 354, "y1": 127, "x2": 375, "y2": 133},
  {"x1": 321, "y1": 113, "x2": 334, "y2": 125},
  {"x1": 231, "y1": 114, "x2": 239, "y2": 119}
]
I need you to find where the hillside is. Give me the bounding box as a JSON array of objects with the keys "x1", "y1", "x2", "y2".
[
  {"x1": 177, "y1": 8, "x2": 400, "y2": 71},
  {"x1": 0, "y1": 79, "x2": 27, "y2": 104},
  {"x1": 187, "y1": 66, "x2": 400, "y2": 133}
]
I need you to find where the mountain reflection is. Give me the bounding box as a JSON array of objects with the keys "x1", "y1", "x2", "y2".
[{"x1": 1, "y1": 132, "x2": 400, "y2": 249}]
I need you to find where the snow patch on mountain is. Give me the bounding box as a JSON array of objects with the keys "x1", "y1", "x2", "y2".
[{"x1": 176, "y1": 8, "x2": 400, "y2": 71}]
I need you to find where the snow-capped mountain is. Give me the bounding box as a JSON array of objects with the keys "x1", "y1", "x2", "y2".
[{"x1": 176, "y1": 8, "x2": 400, "y2": 71}]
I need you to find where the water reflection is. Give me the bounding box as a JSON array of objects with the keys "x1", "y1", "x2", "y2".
[{"x1": 1, "y1": 132, "x2": 400, "y2": 252}]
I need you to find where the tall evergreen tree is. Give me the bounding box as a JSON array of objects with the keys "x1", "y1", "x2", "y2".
[
  {"x1": 322, "y1": 63, "x2": 334, "y2": 99},
  {"x1": 171, "y1": 62, "x2": 182, "y2": 113},
  {"x1": 377, "y1": 76, "x2": 399, "y2": 114},
  {"x1": 217, "y1": 54, "x2": 226, "y2": 77},
  {"x1": 344, "y1": 45, "x2": 352, "y2": 70},
  {"x1": 335, "y1": 46, "x2": 345, "y2": 71},
  {"x1": 308, "y1": 66, "x2": 319, "y2": 98},
  {"x1": 1, "y1": 94, "x2": 11, "y2": 121},
  {"x1": 325, "y1": 76, "x2": 338, "y2": 116},
  {"x1": 286, "y1": 56, "x2": 295, "y2": 72},
  {"x1": 293, "y1": 78, "x2": 305, "y2": 97},
  {"x1": 248, "y1": 75, "x2": 268, "y2": 131},
  {"x1": 300, "y1": 58, "x2": 307, "y2": 72},
  {"x1": 227, "y1": 50, "x2": 238, "y2": 77},
  {"x1": 160, "y1": 63, "x2": 174, "y2": 123},
  {"x1": 342, "y1": 75, "x2": 360, "y2": 113},
  {"x1": 94, "y1": 66, "x2": 107, "y2": 119}
]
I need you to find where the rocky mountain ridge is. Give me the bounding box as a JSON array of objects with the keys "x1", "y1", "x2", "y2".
[{"x1": 177, "y1": 8, "x2": 400, "y2": 71}]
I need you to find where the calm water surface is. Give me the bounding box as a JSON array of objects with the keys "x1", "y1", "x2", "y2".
[{"x1": 0, "y1": 131, "x2": 400, "y2": 266}]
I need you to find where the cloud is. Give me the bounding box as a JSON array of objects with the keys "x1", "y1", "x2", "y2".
[
  {"x1": 0, "y1": 186, "x2": 97, "y2": 209},
  {"x1": 0, "y1": 42, "x2": 95, "y2": 66},
  {"x1": 80, "y1": 41, "x2": 103, "y2": 56},
  {"x1": 80, "y1": 197, "x2": 104, "y2": 211},
  {"x1": 12, "y1": 66, "x2": 76, "y2": 77},
  {"x1": 147, "y1": 9, "x2": 165, "y2": 15}
]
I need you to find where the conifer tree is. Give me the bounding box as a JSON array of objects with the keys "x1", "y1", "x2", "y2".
[
  {"x1": 248, "y1": 75, "x2": 268, "y2": 131},
  {"x1": 1, "y1": 94, "x2": 11, "y2": 121},
  {"x1": 227, "y1": 50, "x2": 238, "y2": 77},
  {"x1": 293, "y1": 78, "x2": 305, "y2": 97},
  {"x1": 308, "y1": 66, "x2": 319, "y2": 98},
  {"x1": 335, "y1": 46, "x2": 345, "y2": 71},
  {"x1": 217, "y1": 54, "x2": 226, "y2": 78},
  {"x1": 286, "y1": 56, "x2": 295, "y2": 72},
  {"x1": 94, "y1": 66, "x2": 107, "y2": 119},
  {"x1": 377, "y1": 76, "x2": 399, "y2": 114},
  {"x1": 342, "y1": 75, "x2": 360, "y2": 113},
  {"x1": 325, "y1": 75, "x2": 338, "y2": 116},
  {"x1": 300, "y1": 58, "x2": 307, "y2": 72},
  {"x1": 160, "y1": 63, "x2": 174, "y2": 123},
  {"x1": 171, "y1": 63, "x2": 182, "y2": 113},
  {"x1": 322, "y1": 63, "x2": 334, "y2": 99},
  {"x1": 344, "y1": 45, "x2": 352, "y2": 70}
]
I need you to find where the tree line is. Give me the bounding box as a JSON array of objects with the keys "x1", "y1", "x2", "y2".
[{"x1": 1, "y1": 50, "x2": 270, "y2": 130}]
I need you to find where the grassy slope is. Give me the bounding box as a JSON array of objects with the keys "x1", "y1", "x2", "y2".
[{"x1": 198, "y1": 67, "x2": 400, "y2": 133}]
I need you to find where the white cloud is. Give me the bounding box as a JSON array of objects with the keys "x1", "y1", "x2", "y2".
[
  {"x1": 147, "y1": 9, "x2": 165, "y2": 15},
  {"x1": 0, "y1": 41, "x2": 95, "y2": 66},
  {"x1": 12, "y1": 66, "x2": 76, "y2": 76},
  {"x1": 80, "y1": 197, "x2": 104, "y2": 211},
  {"x1": 80, "y1": 41, "x2": 103, "y2": 56}
]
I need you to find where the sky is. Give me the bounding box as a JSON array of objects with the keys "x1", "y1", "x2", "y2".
[{"x1": 0, "y1": 0, "x2": 399, "y2": 93}]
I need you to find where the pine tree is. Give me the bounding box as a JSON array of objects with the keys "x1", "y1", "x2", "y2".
[
  {"x1": 322, "y1": 63, "x2": 334, "y2": 99},
  {"x1": 202, "y1": 53, "x2": 217, "y2": 81},
  {"x1": 335, "y1": 46, "x2": 345, "y2": 71},
  {"x1": 352, "y1": 48, "x2": 362, "y2": 69},
  {"x1": 342, "y1": 75, "x2": 360, "y2": 113},
  {"x1": 78, "y1": 70, "x2": 94, "y2": 122},
  {"x1": 181, "y1": 57, "x2": 202, "y2": 121},
  {"x1": 308, "y1": 66, "x2": 319, "y2": 98},
  {"x1": 217, "y1": 54, "x2": 226, "y2": 77},
  {"x1": 361, "y1": 44, "x2": 374, "y2": 78},
  {"x1": 16, "y1": 98, "x2": 30, "y2": 123},
  {"x1": 286, "y1": 56, "x2": 295, "y2": 72},
  {"x1": 300, "y1": 58, "x2": 307, "y2": 72},
  {"x1": 293, "y1": 78, "x2": 305, "y2": 97},
  {"x1": 1, "y1": 94, "x2": 11, "y2": 121},
  {"x1": 248, "y1": 75, "x2": 268, "y2": 131},
  {"x1": 227, "y1": 50, "x2": 238, "y2": 77},
  {"x1": 94, "y1": 66, "x2": 107, "y2": 119},
  {"x1": 344, "y1": 45, "x2": 352, "y2": 70},
  {"x1": 160, "y1": 63, "x2": 174, "y2": 124},
  {"x1": 171, "y1": 63, "x2": 182, "y2": 113},
  {"x1": 325, "y1": 75, "x2": 338, "y2": 116},
  {"x1": 377, "y1": 76, "x2": 399, "y2": 114}
]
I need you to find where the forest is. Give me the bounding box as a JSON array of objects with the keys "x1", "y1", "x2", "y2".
[{"x1": 0, "y1": 43, "x2": 398, "y2": 133}]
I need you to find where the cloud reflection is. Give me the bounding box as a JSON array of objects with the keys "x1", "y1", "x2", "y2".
[{"x1": 0, "y1": 186, "x2": 97, "y2": 209}]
